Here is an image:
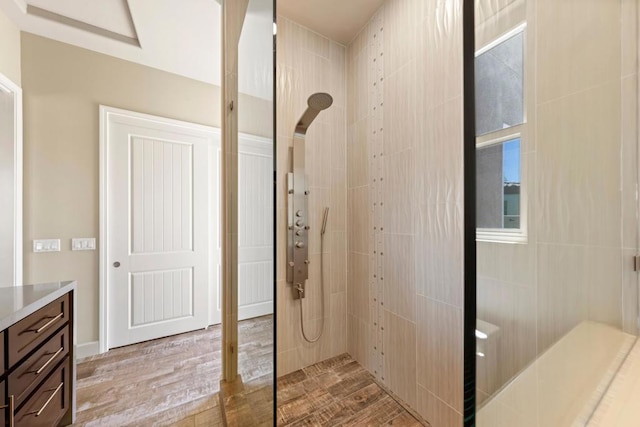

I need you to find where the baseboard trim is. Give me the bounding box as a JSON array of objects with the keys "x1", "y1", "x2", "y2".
[
  {"x1": 76, "y1": 341, "x2": 100, "y2": 360},
  {"x1": 238, "y1": 301, "x2": 273, "y2": 321}
]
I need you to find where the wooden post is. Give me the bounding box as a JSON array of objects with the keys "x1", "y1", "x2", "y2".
[{"x1": 221, "y1": 0, "x2": 249, "y2": 382}]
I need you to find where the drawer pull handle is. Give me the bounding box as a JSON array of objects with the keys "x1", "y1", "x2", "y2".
[
  {"x1": 27, "y1": 347, "x2": 64, "y2": 375},
  {"x1": 0, "y1": 395, "x2": 15, "y2": 427},
  {"x1": 27, "y1": 382, "x2": 63, "y2": 417},
  {"x1": 25, "y1": 312, "x2": 64, "y2": 334}
]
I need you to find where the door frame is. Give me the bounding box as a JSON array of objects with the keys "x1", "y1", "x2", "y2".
[
  {"x1": 0, "y1": 71, "x2": 22, "y2": 287},
  {"x1": 99, "y1": 105, "x2": 220, "y2": 353}
]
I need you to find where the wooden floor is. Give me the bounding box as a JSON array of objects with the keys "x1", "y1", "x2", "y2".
[
  {"x1": 73, "y1": 315, "x2": 273, "y2": 426},
  {"x1": 276, "y1": 354, "x2": 427, "y2": 426}
]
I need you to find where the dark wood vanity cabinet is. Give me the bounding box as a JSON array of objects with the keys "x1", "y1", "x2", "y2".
[{"x1": 0, "y1": 292, "x2": 74, "y2": 426}]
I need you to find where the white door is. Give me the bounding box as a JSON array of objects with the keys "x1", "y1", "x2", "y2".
[
  {"x1": 103, "y1": 107, "x2": 219, "y2": 348},
  {"x1": 238, "y1": 134, "x2": 273, "y2": 320}
]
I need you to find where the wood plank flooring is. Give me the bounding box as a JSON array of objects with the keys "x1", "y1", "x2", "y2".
[
  {"x1": 73, "y1": 315, "x2": 273, "y2": 426},
  {"x1": 276, "y1": 354, "x2": 428, "y2": 426}
]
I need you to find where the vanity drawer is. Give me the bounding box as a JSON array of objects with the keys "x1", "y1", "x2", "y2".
[
  {"x1": 8, "y1": 294, "x2": 69, "y2": 367},
  {"x1": 14, "y1": 358, "x2": 69, "y2": 427},
  {"x1": 9, "y1": 326, "x2": 69, "y2": 407}
]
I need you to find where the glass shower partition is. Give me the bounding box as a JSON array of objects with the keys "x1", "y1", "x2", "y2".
[{"x1": 472, "y1": 0, "x2": 640, "y2": 425}]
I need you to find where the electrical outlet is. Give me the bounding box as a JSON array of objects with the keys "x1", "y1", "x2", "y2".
[
  {"x1": 33, "y1": 239, "x2": 61, "y2": 253},
  {"x1": 72, "y1": 238, "x2": 96, "y2": 251}
]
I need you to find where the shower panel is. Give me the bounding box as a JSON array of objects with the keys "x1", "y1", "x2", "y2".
[{"x1": 287, "y1": 92, "x2": 333, "y2": 300}]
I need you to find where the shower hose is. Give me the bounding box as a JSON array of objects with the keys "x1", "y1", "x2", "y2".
[{"x1": 298, "y1": 212, "x2": 327, "y2": 343}]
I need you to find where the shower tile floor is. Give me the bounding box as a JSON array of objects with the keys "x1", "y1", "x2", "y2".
[{"x1": 276, "y1": 354, "x2": 426, "y2": 426}]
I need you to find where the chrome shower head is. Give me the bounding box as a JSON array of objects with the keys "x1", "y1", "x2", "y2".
[
  {"x1": 294, "y1": 92, "x2": 334, "y2": 135},
  {"x1": 308, "y1": 93, "x2": 333, "y2": 111}
]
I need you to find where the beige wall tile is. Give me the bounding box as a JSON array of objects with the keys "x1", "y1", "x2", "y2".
[
  {"x1": 330, "y1": 292, "x2": 347, "y2": 355},
  {"x1": 587, "y1": 247, "x2": 622, "y2": 328},
  {"x1": 383, "y1": 233, "x2": 416, "y2": 321},
  {"x1": 622, "y1": 0, "x2": 638, "y2": 78},
  {"x1": 383, "y1": 310, "x2": 417, "y2": 407},
  {"x1": 384, "y1": 61, "x2": 416, "y2": 155},
  {"x1": 415, "y1": 203, "x2": 463, "y2": 307},
  {"x1": 474, "y1": 0, "x2": 525, "y2": 50},
  {"x1": 330, "y1": 42, "x2": 347, "y2": 108},
  {"x1": 347, "y1": 119, "x2": 370, "y2": 188},
  {"x1": 536, "y1": 81, "x2": 621, "y2": 247},
  {"x1": 416, "y1": 97, "x2": 463, "y2": 206},
  {"x1": 348, "y1": 252, "x2": 370, "y2": 321},
  {"x1": 308, "y1": 122, "x2": 332, "y2": 189},
  {"x1": 536, "y1": 0, "x2": 621, "y2": 103},
  {"x1": 348, "y1": 186, "x2": 370, "y2": 253},
  {"x1": 277, "y1": 348, "x2": 302, "y2": 377},
  {"x1": 622, "y1": 75, "x2": 638, "y2": 251},
  {"x1": 537, "y1": 243, "x2": 588, "y2": 353},
  {"x1": 330, "y1": 231, "x2": 347, "y2": 293},
  {"x1": 348, "y1": 314, "x2": 371, "y2": 370},
  {"x1": 383, "y1": 0, "x2": 418, "y2": 75},
  {"x1": 331, "y1": 107, "x2": 347, "y2": 170},
  {"x1": 419, "y1": 0, "x2": 463, "y2": 110},
  {"x1": 416, "y1": 296, "x2": 463, "y2": 412},
  {"x1": 330, "y1": 168, "x2": 347, "y2": 232},
  {"x1": 383, "y1": 149, "x2": 415, "y2": 234},
  {"x1": 304, "y1": 28, "x2": 331, "y2": 59},
  {"x1": 417, "y1": 385, "x2": 462, "y2": 427}
]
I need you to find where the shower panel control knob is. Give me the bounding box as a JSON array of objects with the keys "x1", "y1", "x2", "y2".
[
  {"x1": 295, "y1": 241, "x2": 305, "y2": 249},
  {"x1": 296, "y1": 230, "x2": 302, "y2": 236},
  {"x1": 296, "y1": 220, "x2": 304, "y2": 227},
  {"x1": 296, "y1": 210, "x2": 303, "y2": 217}
]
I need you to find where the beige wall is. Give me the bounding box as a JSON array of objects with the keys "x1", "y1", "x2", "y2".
[
  {"x1": 0, "y1": 8, "x2": 20, "y2": 85},
  {"x1": 21, "y1": 33, "x2": 271, "y2": 345},
  {"x1": 275, "y1": 16, "x2": 348, "y2": 375},
  {"x1": 347, "y1": 0, "x2": 464, "y2": 425}
]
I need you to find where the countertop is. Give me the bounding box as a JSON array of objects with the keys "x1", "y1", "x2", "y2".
[{"x1": 0, "y1": 281, "x2": 76, "y2": 331}]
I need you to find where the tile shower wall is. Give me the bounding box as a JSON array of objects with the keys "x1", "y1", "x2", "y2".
[
  {"x1": 475, "y1": 0, "x2": 636, "y2": 407},
  {"x1": 275, "y1": 17, "x2": 348, "y2": 375},
  {"x1": 347, "y1": 1, "x2": 465, "y2": 425}
]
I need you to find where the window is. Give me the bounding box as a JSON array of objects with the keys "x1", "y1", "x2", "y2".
[
  {"x1": 477, "y1": 138, "x2": 520, "y2": 228},
  {"x1": 476, "y1": 25, "x2": 526, "y2": 243}
]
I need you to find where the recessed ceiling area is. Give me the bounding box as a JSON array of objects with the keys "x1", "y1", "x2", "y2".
[
  {"x1": 277, "y1": 0, "x2": 385, "y2": 45},
  {"x1": 0, "y1": 0, "x2": 274, "y2": 100},
  {"x1": 27, "y1": 0, "x2": 138, "y2": 40}
]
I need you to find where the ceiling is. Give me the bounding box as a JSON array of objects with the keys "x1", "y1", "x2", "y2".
[
  {"x1": 277, "y1": 0, "x2": 384, "y2": 45},
  {"x1": 0, "y1": 0, "x2": 274, "y2": 99}
]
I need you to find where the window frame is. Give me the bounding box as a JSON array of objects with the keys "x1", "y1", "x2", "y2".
[{"x1": 475, "y1": 23, "x2": 528, "y2": 244}]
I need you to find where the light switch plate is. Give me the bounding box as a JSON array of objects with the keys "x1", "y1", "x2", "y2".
[
  {"x1": 33, "y1": 239, "x2": 61, "y2": 253},
  {"x1": 72, "y1": 238, "x2": 96, "y2": 251}
]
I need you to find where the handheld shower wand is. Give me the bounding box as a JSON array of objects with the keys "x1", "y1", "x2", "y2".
[{"x1": 321, "y1": 207, "x2": 329, "y2": 236}]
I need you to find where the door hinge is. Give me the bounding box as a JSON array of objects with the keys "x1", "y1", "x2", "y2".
[{"x1": 635, "y1": 255, "x2": 640, "y2": 272}]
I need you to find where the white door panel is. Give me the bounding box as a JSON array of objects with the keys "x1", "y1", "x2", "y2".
[
  {"x1": 105, "y1": 109, "x2": 219, "y2": 348},
  {"x1": 237, "y1": 135, "x2": 273, "y2": 320}
]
